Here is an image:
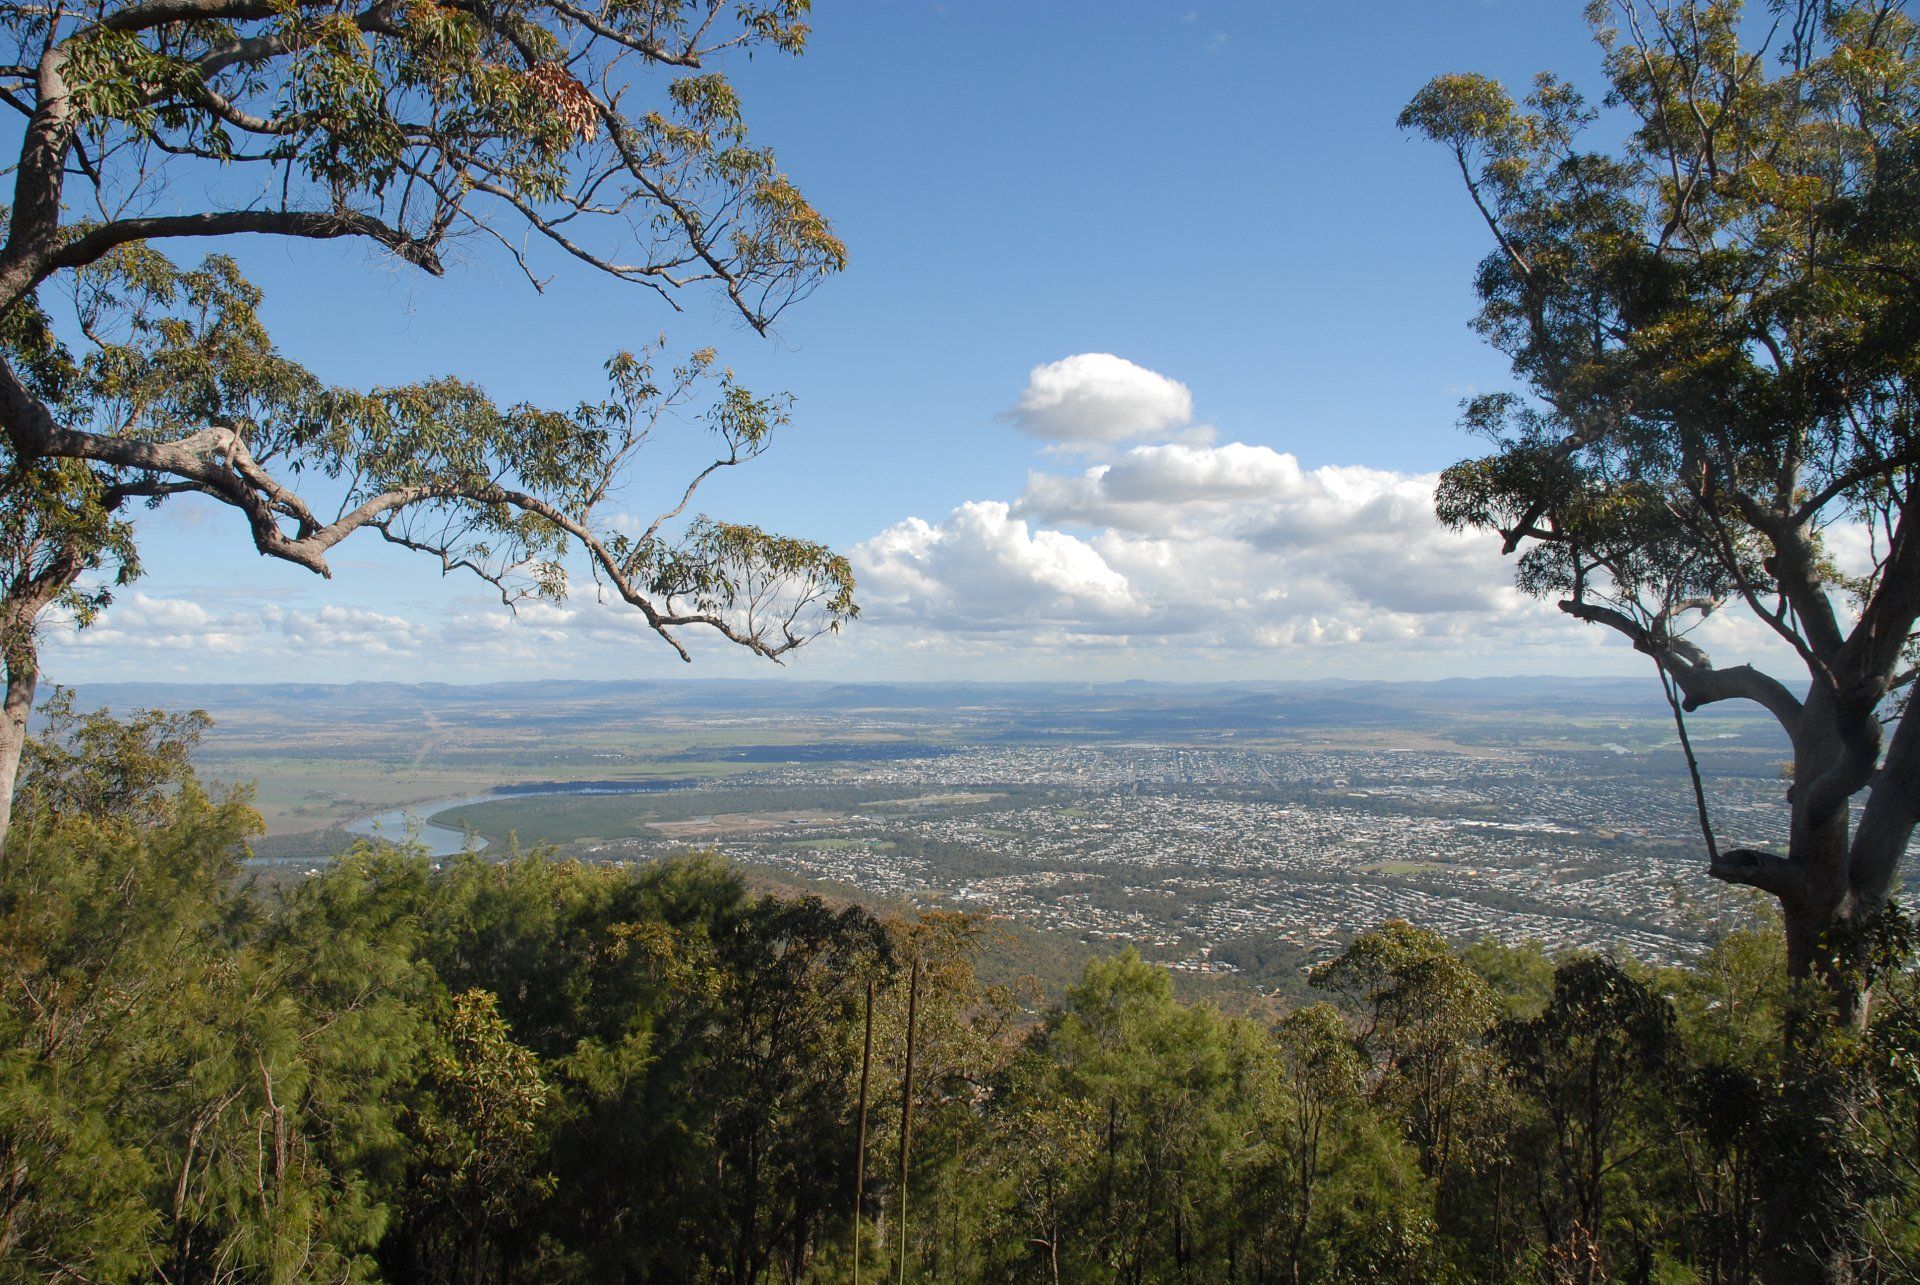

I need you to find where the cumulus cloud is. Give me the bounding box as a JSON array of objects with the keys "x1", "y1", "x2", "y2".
[
  {"x1": 843, "y1": 355, "x2": 1683, "y2": 673},
  {"x1": 846, "y1": 423, "x2": 1826, "y2": 679},
  {"x1": 48, "y1": 594, "x2": 432, "y2": 664},
  {"x1": 42, "y1": 352, "x2": 1827, "y2": 684},
  {"x1": 1060, "y1": 444, "x2": 1512, "y2": 615},
  {"x1": 852, "y1": 440, "x2": 1531, "y2": 654},
  {"x1": 50, "y1": 593, "x2": 263, "y2": 655},
  {"x1": 858, "y1": 501, "x2": 1135, "y2": 633},
  {"x1": 48, "y1": 588, "x2": 812, "y2": 683},
  {"x1": 259, "y1": 603, "x2": 431, "y2": 653},
  {"x1": 1005, "y1": 353, "x2": 1196, "y2": 449}
]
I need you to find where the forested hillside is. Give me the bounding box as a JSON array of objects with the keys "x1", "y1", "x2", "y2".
[{"x1": 5, "y1": 705, "x2": 1918, "y2": 1283}]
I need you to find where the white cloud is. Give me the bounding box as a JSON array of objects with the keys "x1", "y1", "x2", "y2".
[
  {"x1": 1005, "y1": 353, "x2": 1195, "y2": 449},
  {"x1": 259, "y1": 603, "x2": 430, "y2": 653},
  {"x1": 49, "y1": 586, "x2": 847, "y2": 683},
  {"x1": 50, "y1": 593, "x2": 263, "y2": 656},
  {"x1": 840, "y1": 416, "x2": 1831, "y2": 681},
  {"x1": 858, "y1": 501, "x2": 1135, "y2": 633},
  {"x1": 47, "y1": 594, "x2": 433, "y2": 668},
  {"x1": 851, "y1": 442, "x2": 1537, "y2": 658},
  {"x1": 38, "y1": 354, "x2": 1835, "y2": 686}
]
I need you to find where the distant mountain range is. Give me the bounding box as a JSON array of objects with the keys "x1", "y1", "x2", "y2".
[{"x1": 69, "y1": 673, "x2": 1771, "y2": 731}]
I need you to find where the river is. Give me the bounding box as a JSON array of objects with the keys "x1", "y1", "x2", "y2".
[{"x1": 342, "y1": 779, "x2": 696, "y2": 858}]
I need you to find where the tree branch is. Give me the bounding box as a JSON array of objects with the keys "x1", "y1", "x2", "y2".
[
  {"x1": 1708, "y1": 847, "x2": 1807, "y2": 898},
  {"x1": 100, "y1": 0, "x2": 292, "y2": 32},
  {"x1": 1557, "y1": 597, "x2": 1805, "y2": 733},
  {"x1": 47, "y1": 209, "x2": 444, "y2": 278}
]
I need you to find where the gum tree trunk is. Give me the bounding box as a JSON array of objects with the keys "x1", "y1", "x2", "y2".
[
  {"x1": 1754, "y1": 691, "x2": 1920, "y2": 1284},
  {"x1": 1710, "y1": 676, "x2": 1916, "y2": 1033},
  {"x1": 1778, "y1": 806, "x2": 1858, "y2": 1019},
  {"x1": 0, "y1": 533, "x2": 94, "y2": 856},
  {"x1": 0, "y1": 640, "x2": 35, "y2": 856},
  {"x1": 0, "y1": 569, "x2": 72, "y2": 858},
  {"x1": 853, "y1": 977, "x2": 873, "y2": 1285},
  {"x1": 895, "y1": 954, "x2": 919, "y2": 1285}
]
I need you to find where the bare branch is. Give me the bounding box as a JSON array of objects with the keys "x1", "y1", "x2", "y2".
[
  {"x1": 46, "y1": 210, "x2": 445, "y2": 279},
  {"x1": 1558, "y1": 597, "x2": 1805, "y2": 732},
  {"x1": 1708, "y1": 847, "x2": 1807, "y2": 899}
]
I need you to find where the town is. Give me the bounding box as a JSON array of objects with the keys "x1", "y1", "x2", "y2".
[{"x1": 535, "y1": 740, "x2": 1795, "y2": 974}]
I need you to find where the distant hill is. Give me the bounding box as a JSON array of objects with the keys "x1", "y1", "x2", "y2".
[{"x1": 72, "y1": 673, "x2": 1737, "y2": 723}]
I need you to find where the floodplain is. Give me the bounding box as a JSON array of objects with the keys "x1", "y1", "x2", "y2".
[{"x1": 80, "y1": 675, "x2": 1833, "y2": 993}]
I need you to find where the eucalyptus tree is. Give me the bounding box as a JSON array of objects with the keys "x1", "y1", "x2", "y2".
[
  {"x1": 389, "y1": 988, "x2": 552, "y2": 1285},
  {"x1": 1403, "y1": 0, "x2": 1920, "y2": 1018},
  {"x1": 867, "y1": 911, "x2": 1017, "y2": 1281},
  {"x1": 1498, "y1": 957, "x2": 1676, "y2": 1284},
  {"x1": 1311, "y1": 920, "x2": 1503, "y2": 1228},
  {"x1": 0, "y1": 705, "x2": 441, "y2": 1280},
  {"x1": 1019, "y1": 949, "x2": 1263, "y2": 1281},
  {"x1": 0, "y1": 0, "x2": 856, "y2": 846}
]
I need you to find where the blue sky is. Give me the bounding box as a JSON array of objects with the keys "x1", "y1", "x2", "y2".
[{"x1": 50, "y1": 1, "x2": 1804, "y2": 686}]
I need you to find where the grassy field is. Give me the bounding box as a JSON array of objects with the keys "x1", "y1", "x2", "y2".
[
  {"x1": 430, "y1": 784, "x2": 926, "y2": 846},
  {"x1": 201, "y1": 750, "x2": 775, "y2": 835},
  {"x1": 1360, "y1": 859, "x2": 1448, "y2": 877},
  {"x1": 204, "y1": 760, "x2": 513, "y2": 834},
  {"x1": 868, "y1": 792, "x2": 1001, "y2": 810}
]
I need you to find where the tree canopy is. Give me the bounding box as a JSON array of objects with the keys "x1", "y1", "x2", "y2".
[
  {"x1": 0, "y1": 0, "x2": 857, "y2": 844},
  {"x1": 6, "y1": 705, "x2": 1920, "y2": 1280},
  {"x1": 1402, "y1": 0, "x2": 1920, "y2": 1007}
]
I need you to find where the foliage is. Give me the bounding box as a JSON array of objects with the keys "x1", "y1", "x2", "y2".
[
  {"x1": 8, "y1": 704, "x2": 1920, "y2": 1282},
  {"x1": 389, "y1": 989, "x2": 553, "y2": 1284},
  {"x1": 1404, "y1": 0, "x2": 1920, "y2": 1007},
  {"x1": 0, "y1": 700, "x2": 433, "y2": 1281},
  {"x1": 0, "y1": 0, "x2": 857, "y2": 853},
  {"x1": 1498, "y1": 956, "x2": 1677, "y2": 1281}
]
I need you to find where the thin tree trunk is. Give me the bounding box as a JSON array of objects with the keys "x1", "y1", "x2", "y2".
[
  {"x1": 1656, "y1": 661, "x2": 1719, "y2": 865},
  {"x1": 896, "y1": 953, "x2": 919, "y2": 1285},
  {"x1": 0, "y1": 545, "x2": 91, "y2": 858},
  {"x1": 853, "y1": 977, "x2": 873, "y2": 1285},
  {"x1": 736, "y1": 1120, "x2": 762, "y2": 1285},
  {"x1": 1584, "y1": 1046, "x2": 1603, "y2": 1285},
  {"x1": 0, "y1": 613, "x2": 42, "y2": 857},
  {"x1": 1494, "y1": 1155, "x2": 1507, "y2": 1271}
]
